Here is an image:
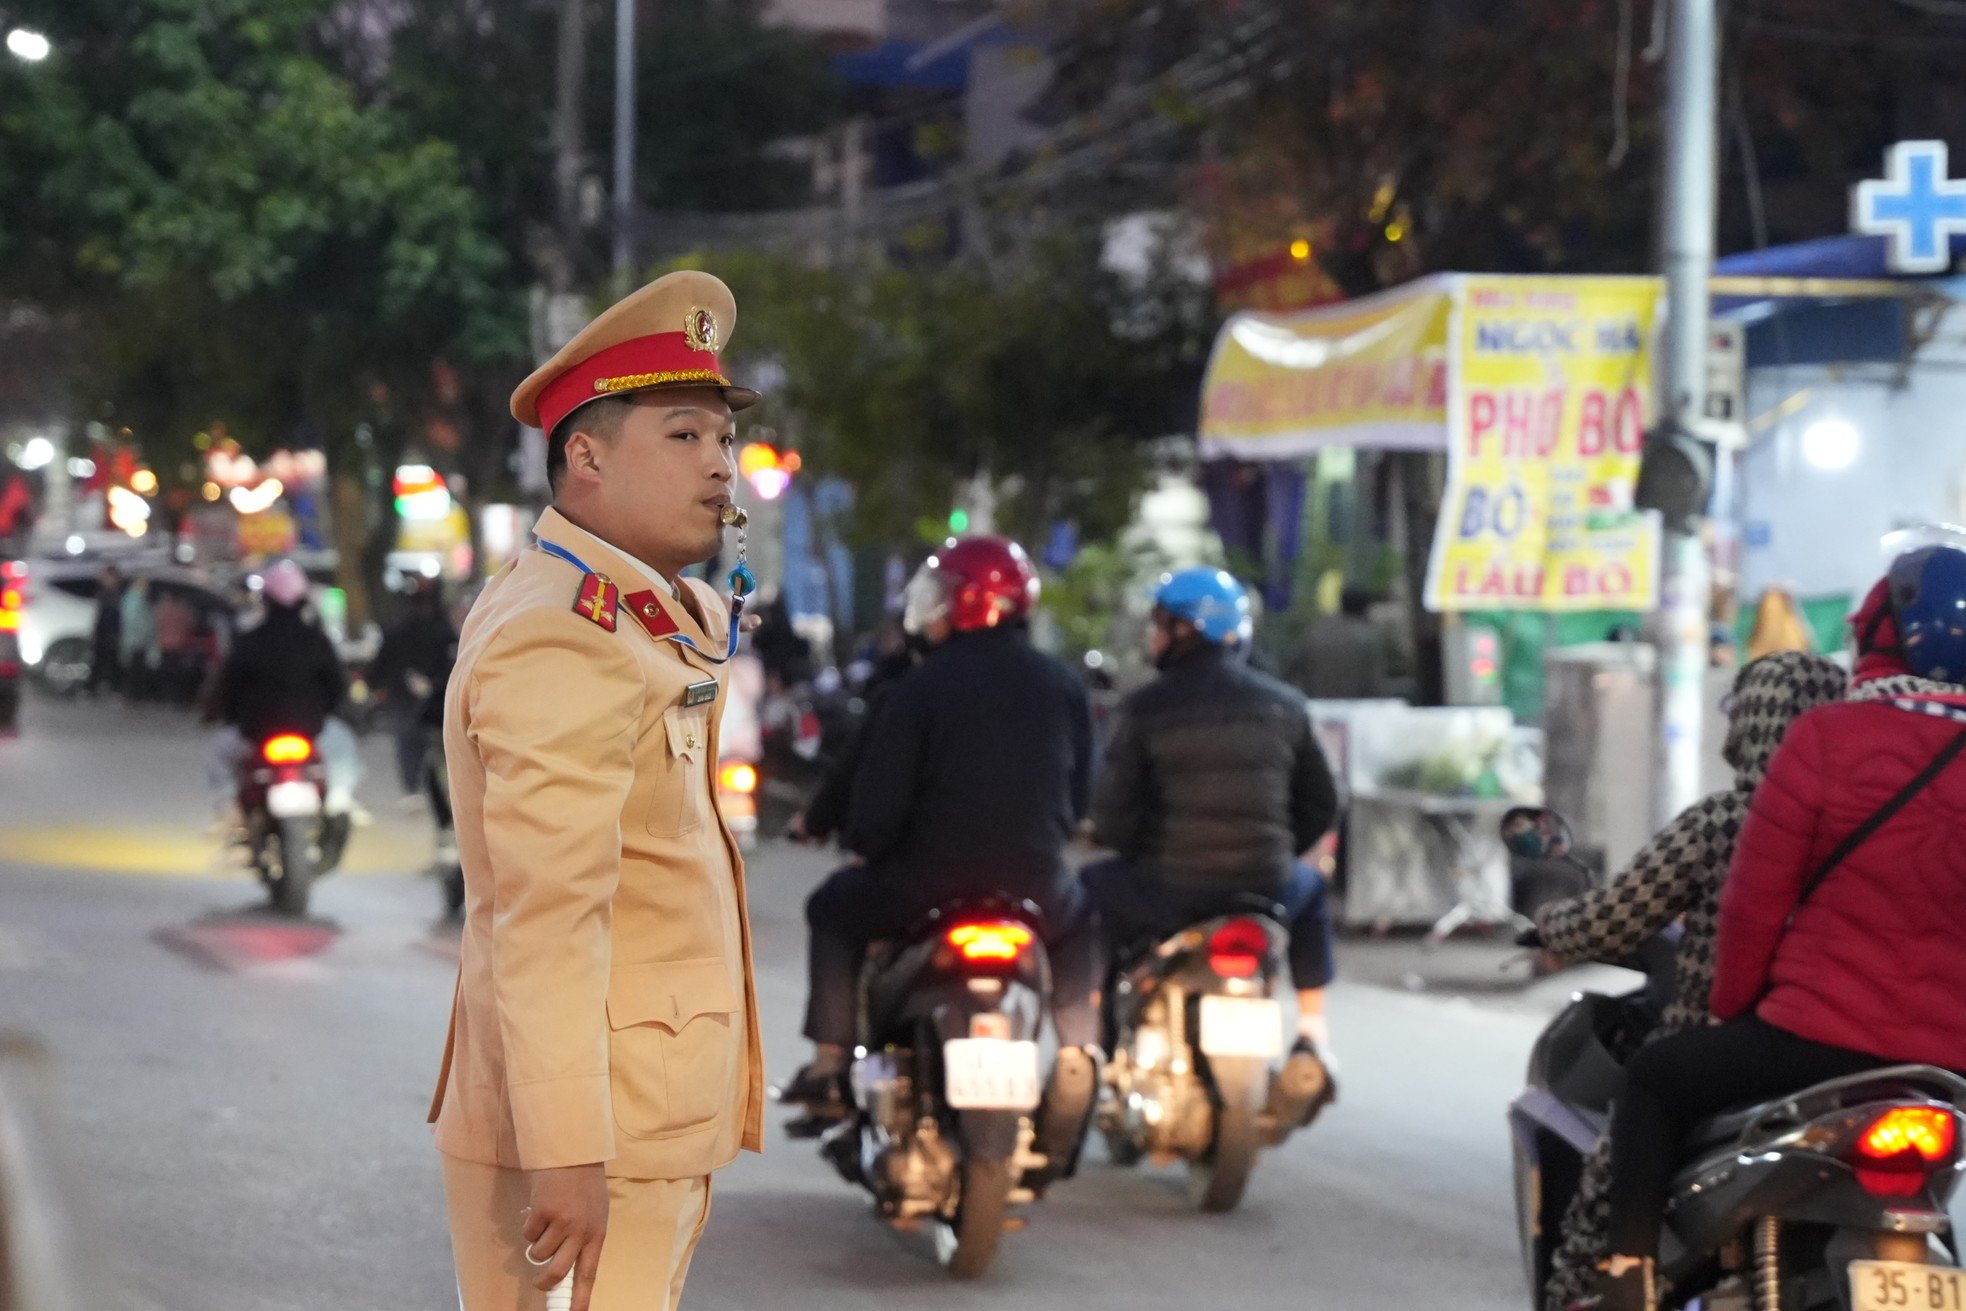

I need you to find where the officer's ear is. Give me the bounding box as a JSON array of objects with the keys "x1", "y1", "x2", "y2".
[{"x1": 560, "y1": 425, "x2": 613, "y2": 487}]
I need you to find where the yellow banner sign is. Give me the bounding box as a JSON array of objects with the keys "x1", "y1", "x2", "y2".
[
  {"x1": 1424, "y1": 276, "x2": 1663, "y2": 613},
  {"x1": 1198, "y1": 277, "x2": 1453, "y2": 460}
]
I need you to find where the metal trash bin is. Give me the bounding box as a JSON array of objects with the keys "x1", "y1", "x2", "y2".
[{"x1": 1542, "y1": 643, "x2": 1659, "y2": 876}]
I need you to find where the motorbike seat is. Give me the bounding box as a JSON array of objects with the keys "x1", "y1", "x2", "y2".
[
  {"x1": 1683, "y1": 1103, "x2": 1766, "y2": 1153},
  {"x1": 1223, "y1": 891, "x2": 1289, "y2": 921},
  {"x1": 1680, "y1": 1064, "x2": 1966, "y2": 1156}
]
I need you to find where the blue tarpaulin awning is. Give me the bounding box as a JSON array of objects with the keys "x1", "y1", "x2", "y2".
[
  {"x1": 1711, "y1": 235, "x2": 1966, "y2": 367},
  {"x1": 832, "y1": 39, "x2": 969, "y2": 91}
]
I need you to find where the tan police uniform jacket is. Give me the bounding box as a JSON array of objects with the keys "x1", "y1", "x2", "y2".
[{"x1": 428, "y1": 506, "x2": 764, "y2": 1180}]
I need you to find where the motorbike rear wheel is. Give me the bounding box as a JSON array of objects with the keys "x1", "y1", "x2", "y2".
[
  {"x1": 933, "y1": 1157, "x2": 1011, "y2": 1279},
  {"x1": 39, "y1": 638, "x2": 91, "y2": 698},
  {"x1": 1186, "y1": 1055, "x2": 1265, "y2": 1213},
  {"x1": 270, "y1": 818, "x2": 315, "y2": 917}
]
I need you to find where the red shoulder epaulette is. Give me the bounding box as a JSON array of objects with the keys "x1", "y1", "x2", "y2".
[{"x1": 573, "y1": 572, "x2": 620, "y2": 632}]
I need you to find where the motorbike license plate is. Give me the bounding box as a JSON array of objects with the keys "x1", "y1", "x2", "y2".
[
  {"x1": 1198, "y1": 995, "x2": 1285, "y2": 1058},
  {"x1": 265, "y1": 781, "x2": 322, "y2": 819},
  {"x1": 1850, "y1": 1261, "x2": 1966, "y2": 1311},
  {"x1": 942, "y1": 1038, "x2": 1041, "y2": 1111}
]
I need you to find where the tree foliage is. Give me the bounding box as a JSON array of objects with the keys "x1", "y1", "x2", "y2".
[
  {"x1": 704, "y1": 231, "x2": 1216, "y2": 550},
  {"x1": 1034, "y1": 0, "x2": 1966, "y2": 292},
  {"x1": 0, "y1": 0, "x2": 520, "y2": 421}
]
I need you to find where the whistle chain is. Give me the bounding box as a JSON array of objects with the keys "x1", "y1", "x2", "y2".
[{"x1": 720, "y1": 502, "x2": 756, "y2": 609}]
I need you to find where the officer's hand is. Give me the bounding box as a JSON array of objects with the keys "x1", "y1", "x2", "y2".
[{"x1": 523, "y1": 1163, "x2": 609, "y2": 1309}]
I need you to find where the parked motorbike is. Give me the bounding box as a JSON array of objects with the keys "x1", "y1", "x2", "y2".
[
  {"x1": 1503, "y1": 807, "x2": 1966, "y2": 1311},
  {"x1": 1097, "y1": 895, "x2": 1329, "y2": 1213},
  {"x1": 235, "y1": 732, "x2": 349, "y2": 916},
  {"x1": 808, "y1": 897, "x2": 1090, "y2": 1278}
]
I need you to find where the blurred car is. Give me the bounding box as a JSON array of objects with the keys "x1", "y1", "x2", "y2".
[
  {"x1": 15, "y1": 558, "x2": 234, "y2": 697},
  {"x1": 14, "y1": 559, "x2": 99, "y2": 695}
]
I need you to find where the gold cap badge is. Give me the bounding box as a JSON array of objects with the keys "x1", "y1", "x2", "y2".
[{"x1": 684, "y1": 307, "x2": 720, "y2": 353}]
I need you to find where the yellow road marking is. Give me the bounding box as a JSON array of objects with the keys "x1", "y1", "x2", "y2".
[{"x1": 0, "y1": 825, "x2": 433, "y2": 879}]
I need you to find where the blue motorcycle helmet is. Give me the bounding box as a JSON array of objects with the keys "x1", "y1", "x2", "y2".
[
  {"x1": 1151, "y1": 568, "x2": 1254, "y2": 647},
  {"x1": 1888, "y1": 544, "x2": 1966, "y2": 684}
]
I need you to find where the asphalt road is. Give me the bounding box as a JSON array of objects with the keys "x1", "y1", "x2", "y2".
[{"x1": 0, "y1": 690, "x2": 1606, "y2": 1311}]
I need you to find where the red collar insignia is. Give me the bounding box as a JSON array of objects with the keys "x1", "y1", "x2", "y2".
[{"x1": 622, "y1": 590, "x2": 682, "y2": 640}]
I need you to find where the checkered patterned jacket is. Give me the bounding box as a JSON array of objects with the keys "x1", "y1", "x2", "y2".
[{"x1": 1535, "y1": 651, "x2": 1847, "y2": 1036}]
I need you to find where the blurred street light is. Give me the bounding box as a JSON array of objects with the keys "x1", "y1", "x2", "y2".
[
  {"x1": 1802, "y1": 417, "x2": 1861, "y2": 471},
  {"x1": 738, "y1": 443, "x2": 794, "y2": 501},
  {"x1": 6, "y1": 28, "x2": 50, "y2": 62},
  {"x1": 106, "y1": 486, "x2": 150, "y2": 538},
  {"x1": 229, "y1": 479, "x2": 284, "y2": 515},
  {"x1": 17, "y1": 437, "x2": 53, "y2": 471}
]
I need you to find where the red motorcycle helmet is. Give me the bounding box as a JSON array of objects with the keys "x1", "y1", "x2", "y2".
[{"x1": 902, "y1": 536, "x2": 1040, "y2": 636}]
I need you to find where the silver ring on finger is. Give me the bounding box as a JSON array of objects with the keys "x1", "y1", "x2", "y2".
[{"x1": 524, "y1": 1243, "x2": 553, "y2": 1268}]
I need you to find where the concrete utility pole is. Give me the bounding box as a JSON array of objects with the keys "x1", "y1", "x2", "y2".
[
  {"x1": 551, "y1": 0, "x2": 588, "y2": 297},
  {"x1": 1647, "y1": 0, "x2": 1719, "y2": 828},
  {"x1": 612, "y1": 0, "x2": 638, "y2": 296}
]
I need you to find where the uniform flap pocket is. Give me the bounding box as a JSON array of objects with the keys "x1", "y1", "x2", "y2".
[
  {"x1": 663, "y1": 704, "x2": 711, "y2": 761},
  {"x1": 606, "y1": 957, "x2": 741, "y2": 1032}
]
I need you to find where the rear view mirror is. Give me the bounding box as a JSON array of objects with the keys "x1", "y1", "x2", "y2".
[{"x1": 1499, "y1": 806, "x2": 1575, "y2": 861}]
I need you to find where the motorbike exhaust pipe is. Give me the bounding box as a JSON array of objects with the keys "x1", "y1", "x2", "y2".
[{"x1": 1264, "y1": 1050, "x2": 1331, "y2": 1138}]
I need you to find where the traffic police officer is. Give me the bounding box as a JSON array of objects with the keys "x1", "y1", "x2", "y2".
[{"x1": 428, "y1": 270, "x2": 763, "y2": 1311}]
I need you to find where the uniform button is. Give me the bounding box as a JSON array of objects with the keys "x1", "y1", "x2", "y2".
[
  {"x1": 685, "y1": 734, "x2": 700, "y2": 750},
  {"x1": 643, "y1": 603, "x2": 661, "y2": 617}
]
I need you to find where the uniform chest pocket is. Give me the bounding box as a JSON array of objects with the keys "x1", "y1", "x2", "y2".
[{"x1": 646, "y1": 703, "x2": 712, "y2": 837}]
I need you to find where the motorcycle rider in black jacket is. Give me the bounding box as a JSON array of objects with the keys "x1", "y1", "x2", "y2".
[
  {"x1": 1084, "y1": 568, "x2": 1340, "y2": 1102},
  {"x1": 202, "y1": 559, "x2": 362, "y2": 837},
  {"x1": 776, "y1": 537, "x2": 1101, "y2": 1151}
]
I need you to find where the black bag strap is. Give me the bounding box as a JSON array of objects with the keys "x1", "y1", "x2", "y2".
[{"x1": 1793, "y1": 725, "x2": 1966, "y2": 911}]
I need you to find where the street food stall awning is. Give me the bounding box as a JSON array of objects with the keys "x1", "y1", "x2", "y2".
[
  {"x1": 1198, "y1": 273, "x2": 1666, "y2": 613},
  {"x1": 1198, "y1": 274, "x2": 1455, "y2": 461}
]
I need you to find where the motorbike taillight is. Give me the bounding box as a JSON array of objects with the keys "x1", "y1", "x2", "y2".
[
  {"x1": 262, "y1": 734, "x2": 314, "y2": 765},
  {"x1": 1852, "y1": 1105, "x2": 1959, "y2": 1197},
  {"x1": 718, "y1": 761, "x2": 758, "y2": 795},
  {"x1": 1206, "y1": 917, "x2": 1271, "y2": 979},
  {"x1": 946, "y1": 921, "x2": 1033, "y2": 967}
]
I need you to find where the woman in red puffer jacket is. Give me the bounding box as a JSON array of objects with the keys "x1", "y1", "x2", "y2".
[{"x1": 1576, "y1": 555, "x2": 1966, "y2": 1311}]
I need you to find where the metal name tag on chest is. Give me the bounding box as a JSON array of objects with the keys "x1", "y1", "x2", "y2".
[{"x1": 682, "y1": 680, "x2": 719, "y2": 708}]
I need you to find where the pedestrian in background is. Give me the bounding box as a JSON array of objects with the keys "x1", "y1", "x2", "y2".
[
  {"x1": 118, "y1": 576, "x2": 156, "y2": 700},
  {"x1": 151, "y1": 587, "x2": 200, "y2": 704},
  {"x1": 86, "y1": 567, "x2": 123, "y2": 699},
  {"x1": 369, "y1": 576, "x2": 457, "y2": 809},
  {"x1": 1289, "y1": 587, "x2": 1389, "y2": 700}
]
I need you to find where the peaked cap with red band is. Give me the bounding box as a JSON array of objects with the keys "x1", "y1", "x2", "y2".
[{"x1": 510, "y1": 270, "x2": 761, "y2": 435}]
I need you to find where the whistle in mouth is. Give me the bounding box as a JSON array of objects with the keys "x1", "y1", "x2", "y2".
[{"x1": 720, "y1": 504, "x2": 749, "y2": 529}]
